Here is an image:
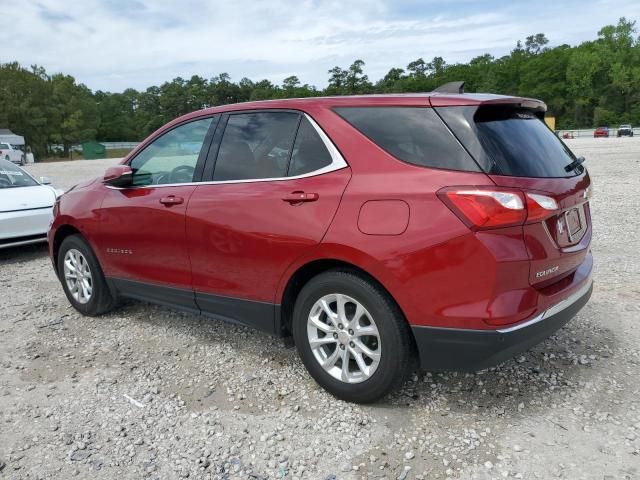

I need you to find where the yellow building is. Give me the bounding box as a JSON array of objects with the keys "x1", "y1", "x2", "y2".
[{"x1": 544, "y1": 116, "x2": 556, "y2": 130}]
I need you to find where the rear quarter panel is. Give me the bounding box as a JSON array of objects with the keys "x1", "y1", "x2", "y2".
[{"x1": 284, "y1": 105, "x2": 532, "y2": 329}]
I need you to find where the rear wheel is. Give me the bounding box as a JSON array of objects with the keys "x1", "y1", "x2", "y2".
[
  {"x1": 292, "y1": 270, "x2": 412, "y2": 403},
  {"x1": 57, "y1": 235, "x2": 116, "y2": 316}
]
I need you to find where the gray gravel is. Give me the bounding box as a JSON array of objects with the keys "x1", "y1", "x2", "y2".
[{"x1": 1, "y1": 138, "x2": 639, "y2": 479}]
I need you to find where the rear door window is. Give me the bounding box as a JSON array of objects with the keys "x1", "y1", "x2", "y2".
[
  {"x1": 213, "y1": 112, "x2": 300, "y2": 181},
  {"x1": 333, "y1": 107, "x2": 480, "y2": 172},
  {"x1": 288, "y1": 117, "x2": 332, "y2": 176},
  {"x1": 437, "y1": 106, "x2": 581, "y2": 178}
]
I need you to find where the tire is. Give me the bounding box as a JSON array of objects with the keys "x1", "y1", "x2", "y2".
[
  {"x1": 20, "y1": 155, "x2": 25, "y2": 166},
  {"x1": 4, "y1": 155, "x2": 9, "y2": 162},
  {"x1": 57, "y1": 234, "x2": 116, "y2": 316},
  {"x1": 292, "y1": 269, "x2": 412, "y2": 403}
]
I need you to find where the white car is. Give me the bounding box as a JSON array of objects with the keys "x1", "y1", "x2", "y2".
[
  {"x1": 0, "y1": 159, "x2": 63, "y2": 248},
  {"x1": 0, "y1": 142, "x2": 25, "y2": 165}
]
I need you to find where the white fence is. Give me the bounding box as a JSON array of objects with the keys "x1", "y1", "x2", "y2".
[
  {"x1": 557, "y1": 128, "x2": 639, "y2": 138},
  {"x1": 51, "y1": 142, "x2": 141, "y2": 152},
  {"x1": 101, "y1": 142, "x2": 141, "y2": 150}
]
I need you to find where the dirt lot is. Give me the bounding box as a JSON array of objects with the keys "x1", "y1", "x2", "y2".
[{"x1": 1, "y1": 138, "x2": 639, "y2": 480}]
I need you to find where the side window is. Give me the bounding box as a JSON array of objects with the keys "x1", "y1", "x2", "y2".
[
  {"x1": 288, "y1": 117, "x2": 333, "y2": 176},
  {"x1": 130, "y1": 117, "x2": 213, "y2": 186},
  {"x1": 213, "y1": 112, "x2": 299, "y2": 181},
  {"x1": 334, "y1": 107, "x2": 480, "y2": 172}
]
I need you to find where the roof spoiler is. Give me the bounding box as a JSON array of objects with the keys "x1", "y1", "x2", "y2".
[{"x1": 433, "y1": 81, "x2": 465, "y2": 94}]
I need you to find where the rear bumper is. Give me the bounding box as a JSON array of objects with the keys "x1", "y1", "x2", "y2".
[{"x1": 412, "y1": 278, "x2": 593, "y2": 371}]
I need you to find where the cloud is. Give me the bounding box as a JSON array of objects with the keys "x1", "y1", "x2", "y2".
[{"x1": 1, "y1": 0, "x2": 639, "y2": 92}]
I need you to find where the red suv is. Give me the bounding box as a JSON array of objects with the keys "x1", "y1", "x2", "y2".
[{"x1": 49, "y1": 83, "x2": 593, "y2": 403}]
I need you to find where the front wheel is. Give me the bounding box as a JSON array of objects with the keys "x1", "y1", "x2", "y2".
[
  {"x1": 292, "y1": 270, "x2": 412, "y2": 403},
  {"x1": 57, "y1": 234, "x2": 116, "y2": 316}
]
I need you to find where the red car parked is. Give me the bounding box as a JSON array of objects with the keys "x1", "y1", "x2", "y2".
[
  {"x1": 49, "y1": 83, "x2": 593, "y2": 403},
  {"x1": 593, "y1": 126, "x2": 609, "y2": 137}
]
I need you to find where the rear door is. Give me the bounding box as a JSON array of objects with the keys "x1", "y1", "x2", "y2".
[
  {"x1": 186, "y1": 111, "x2": 350, "y2": 332},
  {"x1": 437, "y1": 104, "x2": 592, "y2": 286}
]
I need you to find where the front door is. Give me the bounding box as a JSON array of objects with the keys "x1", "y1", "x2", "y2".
[
  {"x1": 95, "y1": 116, "x2": 216, "y2": 308},
  {"x1": 186, "y1": 112, "x2": 351, "y2": 332}
]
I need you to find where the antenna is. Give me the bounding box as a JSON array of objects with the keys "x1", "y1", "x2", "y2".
[{"x1": 433, "y1": 81, "x2": 465, "y2": 94}]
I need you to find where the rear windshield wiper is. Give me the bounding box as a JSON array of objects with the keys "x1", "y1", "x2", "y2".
[{"x1": 565, "y1": 156, "x2": 585, "y2": 173}]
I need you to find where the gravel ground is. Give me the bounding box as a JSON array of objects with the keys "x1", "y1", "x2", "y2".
[{"x1": 1, "y1": 138, "x2": 639, "y2": 480}]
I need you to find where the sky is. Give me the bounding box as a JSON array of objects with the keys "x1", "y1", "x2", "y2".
[{"x1": 2, "y1": 0, "x2": 639, "y2": 93}]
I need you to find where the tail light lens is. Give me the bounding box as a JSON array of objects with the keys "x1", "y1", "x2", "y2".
[
  {"x1": 525, "y1": 193, "x2": 559, "y2": 222},
  {"x1": 438, "y1": 187, "x2": 559, "y2": 230}
]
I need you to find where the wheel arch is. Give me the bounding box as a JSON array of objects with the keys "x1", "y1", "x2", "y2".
[
  {"x1": 52, "y1": 224, "x2": 83, "y2": 271},
  {"x1": 276, "y1": 255, "x2": 409, "y2": 341}
]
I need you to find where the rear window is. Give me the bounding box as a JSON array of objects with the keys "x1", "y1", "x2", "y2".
[
  {"x1": 437, "y1": 106, "x2": 582, "y2": 178},
  {"x1": 333, "y1": 107, "x2": 480, "y2": 172}
]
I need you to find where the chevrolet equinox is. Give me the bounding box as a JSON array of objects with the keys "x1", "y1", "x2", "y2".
[{"x1": 49, "y1": 82, "x2": 593, "y2": 403}]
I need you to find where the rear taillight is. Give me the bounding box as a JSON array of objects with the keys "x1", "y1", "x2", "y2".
[
  {"x1": 438, "y1": 187, "x2": 558, "y2": 230},
  {"x1": 525, "y1": 193, "x2": 558, "y2": 222}
]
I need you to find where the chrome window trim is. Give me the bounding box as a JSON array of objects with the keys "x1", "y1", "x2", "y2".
[
  {"x1": 497, "y1": 278, "x2": 592, "y2": 333},
  {"x1": 107, "y1": 113, "x2": 347, "y2": 190}
]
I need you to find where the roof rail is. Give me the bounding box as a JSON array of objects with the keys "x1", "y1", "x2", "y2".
[{"x1": 433, "y1": 81, "x2": 465, "y2": 94}]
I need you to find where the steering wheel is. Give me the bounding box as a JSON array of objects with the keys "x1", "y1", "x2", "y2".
[
  {"x1": 0, "y1": 177, "x2": 11, "y2": 187},
  {"x1": 168, "y1": 165, "x2": 195, "y2": 184}
]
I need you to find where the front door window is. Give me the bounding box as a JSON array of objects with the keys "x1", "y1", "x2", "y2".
[{"x1": 130, "y1": 117, "x2": 213, "y2": 186}]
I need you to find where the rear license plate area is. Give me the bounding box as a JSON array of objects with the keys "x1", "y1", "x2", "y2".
[{"x1": 565, "y1": 208, "x2": 582, "y2": 240}]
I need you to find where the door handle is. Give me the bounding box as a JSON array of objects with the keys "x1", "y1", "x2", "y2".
[
  {"x1": 282, "y1": 191, "x2": 319, "y2": 204},
  {"x1": 159, "y1": 195, "x2": 184, "y2": 206}
]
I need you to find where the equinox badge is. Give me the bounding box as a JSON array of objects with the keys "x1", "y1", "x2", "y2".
[{"x1": 536, "y1": 266, "x2": 559, "y2": 278}]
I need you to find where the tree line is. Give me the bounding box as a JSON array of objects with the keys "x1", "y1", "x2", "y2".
[{"x1": 1, "y1": 17, "x2": 638, "y2": 159}]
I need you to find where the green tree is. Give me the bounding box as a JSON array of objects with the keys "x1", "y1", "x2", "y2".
[
  {"x1": 50, "y1": 74, "x2": 98, "y2": 157},
  {"x1": 524, "y1": 33, "x2": 549, "y2": 55},
  {"x1": 407, "y1": 58, "x2": 428, "y2": 77}
]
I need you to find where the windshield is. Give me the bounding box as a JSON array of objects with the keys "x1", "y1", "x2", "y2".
[{"x1": 0, "y1": 159, "x2": 39, "y2": 188}]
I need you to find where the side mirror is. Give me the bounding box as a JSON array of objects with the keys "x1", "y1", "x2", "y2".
[
  {"x1": 103, "y1": 165, "x2": 133, "y2": 187},
  {"x1": 39, "y1": 176, "x2": 52, "y2": 185}
]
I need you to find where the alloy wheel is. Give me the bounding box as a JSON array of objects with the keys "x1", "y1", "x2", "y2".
[
  {"x1": 63, "y1": 248, "x2": 93, "y2": 304},
  {"x1": 307, "y1": 293, "x2": 381, "y2": 384}
]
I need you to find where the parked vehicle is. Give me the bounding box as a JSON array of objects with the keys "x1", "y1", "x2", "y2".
[
  {"x1": 0, "y1": 159, "x2": 63, "y2": 248},
  {"x1": 593, "y1": 127, "x2": 609, "y2": 138},
  {"x1": 617, "y1": 124, "x2": 633, "y2": 137},
  {"x1": 49, "y1": 85, "x2": 593, "y2": 403},
  {"x1": 0, "y1": 142, "x2": 25, "y2": 165}
]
